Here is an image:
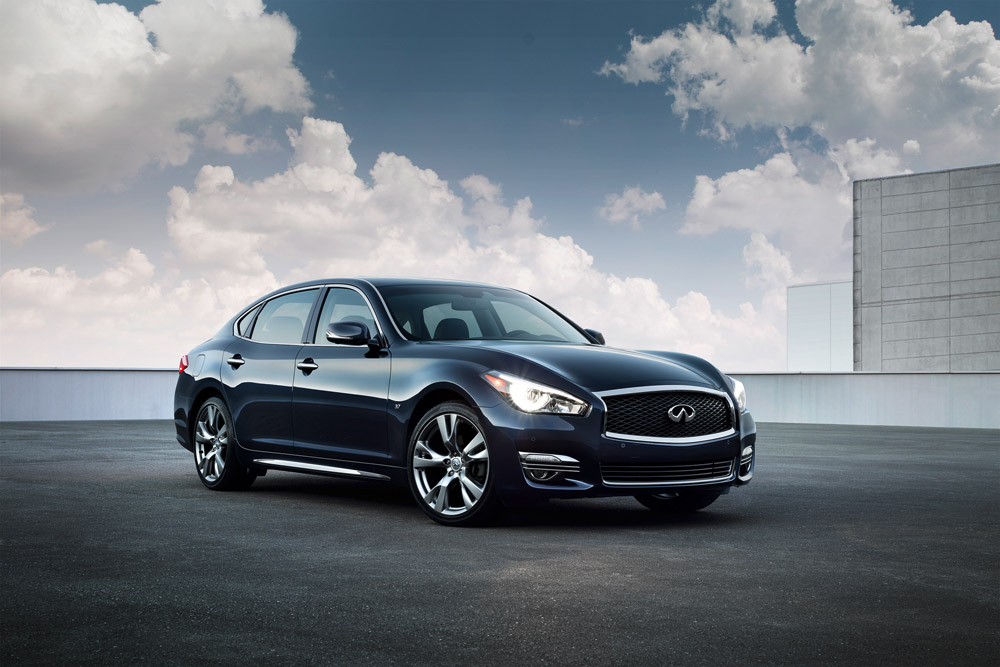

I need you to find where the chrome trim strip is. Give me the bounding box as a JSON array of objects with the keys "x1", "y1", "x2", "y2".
[
  {"x1": 602, "y1": 459, "x2": 736, "y2": 487},
  {"x1": 602, "y1": 471, "x2": 736, "y2": 487},
  {"x1": 230, "y1": 283, "x2": 388, "y2": 347},
  {"x1": 595, "y1": 384, "x2": 737, "y2": 444},
  {"x1": 518, "y1": 452, "x2": 581, "y2": 464},
  {"x1": 605, "y1": 428, "x2": 736, "y2": 444},
  {"x1": 253, "y1": 459, "x2": 391, "y2": 481}
]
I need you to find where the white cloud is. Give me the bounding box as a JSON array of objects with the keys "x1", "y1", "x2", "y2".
[
  {"x1": 0, "y1": 0, "x2": 311, "y2": 192},
  {"x1": 682, "y1": 152, "x2": 851, "y2": 278},
  {"x1": 599, "y1": 186, "x2": 667, "y2": 229},
  {"x1": 1, "y1": 117, "x2": 785, "y2": 370},
  {"x1": 600, "y1": 0, "x2": 1000, "y2": 166},
  {"x1": 561, "y1": 117, "x2": 585, "y2": 127},
  {"x1": 742, "y1": 232, "x2": 801, "y2": 313},
  {"x1": 201, "y1": 122, "x2": 275, "y2": 155},
  {"x1": 0, "y1": 194, "x2": 51, "y2": 244}
]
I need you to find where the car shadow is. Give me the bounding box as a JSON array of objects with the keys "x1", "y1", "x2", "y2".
[
  {"x1": 234, "y1": 473, "x2": 751, "y2": 529},
  {"x1": 497, "y1": 500, "x2": 748, "y2": 530}
]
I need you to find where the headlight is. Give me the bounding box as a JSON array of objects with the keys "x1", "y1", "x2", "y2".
[
  {"x1": 729, "y1": 376, "x2": 747, "y2": 412},
  {"x1": 483, "y1": 372, "x2": 590, "y2": 416}
]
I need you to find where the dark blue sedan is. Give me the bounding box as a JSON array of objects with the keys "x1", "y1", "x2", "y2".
[{"x1": 175, "y1": 278, "x2": 755, "y2": 526}]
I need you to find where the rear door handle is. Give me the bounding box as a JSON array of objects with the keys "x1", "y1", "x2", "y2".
[
  {"x1": 227, "y1": 355, "x2": 245, "y2": 368},
  {"x1": 297, "y1": 359, "x2": 319, "y2": 372}
]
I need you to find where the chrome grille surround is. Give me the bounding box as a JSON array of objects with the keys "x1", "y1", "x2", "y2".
[
  {"x1": 601, "y1": 458, "x2": 736, "y2": 487},
  {"x1": 597, "y1": 385, "x2": 736, "y2": 443}
]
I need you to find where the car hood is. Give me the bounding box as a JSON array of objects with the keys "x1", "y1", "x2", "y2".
[{"x1": 443, "y1": 341, "x2": 723, "y2": 394}]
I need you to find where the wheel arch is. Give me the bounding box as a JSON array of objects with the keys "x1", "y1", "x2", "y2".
[{"x1": 405, "y1": 385, "x2": 474, "y2": 445}]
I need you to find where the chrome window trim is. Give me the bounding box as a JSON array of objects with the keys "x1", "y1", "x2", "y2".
[
  {"x1": 231, "y1": 286, "x2": 321, "y2": 342},
  {"x1": 230, "y1": 284, "x2": 387, "y2": 347},
  {"x1": 595, "y1": 384, "x2": 737, "y2": 444}
]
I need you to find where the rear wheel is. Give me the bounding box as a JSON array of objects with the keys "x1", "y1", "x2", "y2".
[
  {"x1": 193, "y1": 397, "x2": 255, "y2": 491},
  {"x1": 635, "y1": 491, "x2": 720, "y2": 514},
  {"x1": 408, "y1": 402, "x2": 500, "y2": 526}
]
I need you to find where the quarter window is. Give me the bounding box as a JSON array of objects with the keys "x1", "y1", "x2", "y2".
[
  {"x1": 249, "y1": 289, "x2": 319, "y2": 344},
  {"x1": 236, "y1": 304, "x2": 261, "y2": 337},
  {"x1": 314, "y1": 287, "x2": 378, "y2": 344}
]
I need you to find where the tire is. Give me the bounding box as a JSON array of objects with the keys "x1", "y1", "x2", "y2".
[
  {"x1": 407, "y1": 402, "x2": 501, "y2": 526},
  {"x1": 634, "y1": 491, "x2": 721, "y2": 514},
  {"x1": 192, "y1": 397, "x2": 255, "y2": 491}
]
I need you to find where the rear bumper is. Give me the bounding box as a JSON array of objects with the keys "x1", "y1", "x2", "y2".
[
  {"x1": 173, "y1": 372, "x2": 195, "y2": 452},
  {"x1": 478, "y1": 404, "x2": 756, "y2": 505}
]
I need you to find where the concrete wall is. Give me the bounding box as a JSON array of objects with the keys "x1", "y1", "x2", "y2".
[
  {"x1": 2, "y1": 368, "x2": 998, "y2": 429},
  {"x1": 854, "y1": 163, "x2": 1000, "y2": 371},
  {"x1": 0, "y1": 368, "x2": 177, "y2": 421},
  {"x1": 731, "y1": 372, "x2": 999, "y2": 429},
  {"x1": 787, "y1": 281, "x2": 853, "y2": 371}
]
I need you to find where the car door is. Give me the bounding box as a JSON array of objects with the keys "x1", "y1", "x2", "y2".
[
  {"x1": 222, "y1": 287, "x2": 320, "y2": 455},
  {"x1": 292, "y1": 285, "x2": 391, "y2": 464}
]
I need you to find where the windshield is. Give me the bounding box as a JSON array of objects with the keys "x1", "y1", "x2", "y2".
[{"x1": 378, "y1": 284, "x2": 591, "y2": 344}]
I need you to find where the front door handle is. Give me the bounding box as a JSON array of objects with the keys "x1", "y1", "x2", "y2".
[
  {"x1": 227, "y1": 355, "x2": 245, "y2": 368},
  {"x1": 297, "y1": 359, "x2": 319, "y2": 373}
]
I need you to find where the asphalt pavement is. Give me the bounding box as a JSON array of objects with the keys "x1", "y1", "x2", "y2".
[{"x1": 1, "y1": 420, "x2": 997, "y2": 666}]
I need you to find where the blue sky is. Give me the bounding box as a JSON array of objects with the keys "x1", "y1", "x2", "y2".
[{"x1": 2, "y1": 0, "x2": 998, "y2": 369}]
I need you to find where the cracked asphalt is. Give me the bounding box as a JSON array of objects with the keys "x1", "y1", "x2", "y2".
[{"x1": 1, "y1": 421, "x2": 997, "y2": 666}]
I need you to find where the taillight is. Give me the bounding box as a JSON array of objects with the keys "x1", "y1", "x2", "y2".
[{"x1": 178, "y1": 355, "x2": 189, "y2": 374}]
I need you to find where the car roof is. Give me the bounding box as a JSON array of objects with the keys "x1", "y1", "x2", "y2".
[
  {"x1": 274, "y1": 277, "x2": 505, "y2": 291},
  {"x1": 359, "y1": 277, "x2": 502, "y2": 289}
]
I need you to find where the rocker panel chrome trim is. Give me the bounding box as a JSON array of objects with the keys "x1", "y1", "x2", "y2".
[{"x1": 254, "y1": 458, "x2": 391, "y2": 481}]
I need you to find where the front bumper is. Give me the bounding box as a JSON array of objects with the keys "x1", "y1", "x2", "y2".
[{"x1": 479, "y1": 403, "x2": 756, "y2": 505}]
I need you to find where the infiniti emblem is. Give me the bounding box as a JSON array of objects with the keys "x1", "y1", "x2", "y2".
[{"x1": 667, "y1": 404, "x2": 696, "y2": 424}]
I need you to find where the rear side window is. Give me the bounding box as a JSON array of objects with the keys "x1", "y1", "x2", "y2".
[{"x1": 250, "y1": 289, "x2": 319, "y2": 344}]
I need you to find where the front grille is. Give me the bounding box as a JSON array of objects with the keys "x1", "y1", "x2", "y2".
[
  {"x1": 601, "y1": 459, "x2": 735, "y2": 486},
  {"x1": 603, "y1": 391, "x2": 731, "y2": 440}
]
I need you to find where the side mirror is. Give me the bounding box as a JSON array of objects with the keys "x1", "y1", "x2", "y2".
[
  {"x1": 326, "y1": 321, "x2": 371, "y2": 346},
  {"x1": 584, "y1": 328, "x2": 606, "y2": 345}
]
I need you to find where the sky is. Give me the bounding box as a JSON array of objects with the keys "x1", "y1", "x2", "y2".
[{"x1": 1, "y1": 0, "x2": 998, "y2": 371}]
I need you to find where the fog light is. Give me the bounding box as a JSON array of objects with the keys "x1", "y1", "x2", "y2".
[
  {"x1": 738, "y1": 446, "x2": 753, "y2": 482},
  {"x1": 518, "y1": 451, "x2": 582, "y2": 484}
]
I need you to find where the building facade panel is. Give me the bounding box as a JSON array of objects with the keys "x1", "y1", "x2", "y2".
[
  {"x1": 787, "y1": 281, "x2": 853, "y2": 371},
  {"x1": 854, "y1": 164, "x2": 1000, "y2": 371}
]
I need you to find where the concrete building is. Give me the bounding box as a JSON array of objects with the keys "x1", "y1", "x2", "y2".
[
  {"x1": 854, "y1": 163, "x2": 1000, "y2": 371},
  {"x1": 787, "y1": 281, "x2": 853, "y2": 371}
]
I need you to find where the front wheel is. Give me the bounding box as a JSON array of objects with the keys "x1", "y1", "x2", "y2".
[
  {"x1": 635, "y1": 491, "x2": 721, "y2": 514},
  {"x1": 407, "y1": 402, "x2": 500, "y2": 526},
  {"x1": 193, "y1": 397, "x2": 255, "y2": 491}
]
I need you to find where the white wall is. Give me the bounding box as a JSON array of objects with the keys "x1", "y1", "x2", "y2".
[{"x1": 1, "y1": 368, "x2": 998, "y2": 429}]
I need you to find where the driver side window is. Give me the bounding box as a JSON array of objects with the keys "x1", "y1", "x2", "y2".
[{"x1": 314, "y1": 287, "x2": 378, "y2": 344}]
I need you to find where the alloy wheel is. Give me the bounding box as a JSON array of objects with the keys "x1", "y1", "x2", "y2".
[
  {"x1": 195, "y1": 402, "x2": 229, "y2": 483},
  {"x1": 412, "y1": 413, "x2": 490, "y2": 517}
]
